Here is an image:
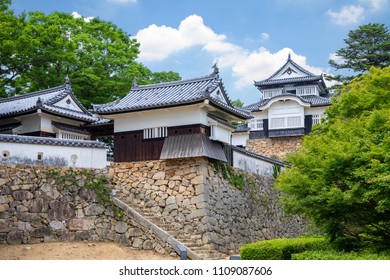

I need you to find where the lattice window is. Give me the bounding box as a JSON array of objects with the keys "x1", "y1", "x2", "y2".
[
  {"x1": 256, "y1": 119, "x2": 264, "y2": 130},
  {"x1": 312, "y1": 114, "x2": 321, "y2": 125},
  {"x1": 143, "y1": 126, "x2": 168, "y2": 139},
  {"x1": 270, "y1": 116, "x2": 302, "y2": 129}
]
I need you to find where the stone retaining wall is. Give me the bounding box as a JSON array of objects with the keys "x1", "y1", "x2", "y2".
[
  {"x1": 0, "y1": 165, "x2": 176, "y2": 256},
  {"x1": 1, "y1": 158, "x2": 308, "y2": 257},
  {"x1": 246, "y1": 137, "x2": 302, "y2": 160},
  {"x1": 110, "y1": 157, "x2": 308, "y2": 255}
]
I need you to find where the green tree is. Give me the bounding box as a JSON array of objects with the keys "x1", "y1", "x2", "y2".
[
  {"x1": 231, "y1": 99, "x2": 244, "y2": 108},
  {"x1": 0, "y1": 3, "x2": 180, "y2": 106},
  {"x1": 329, "y1": 23, "x2": 390, "y2": 83},
  {"x1": 276, "y1": 67, "x2": 390, "y2": 250}
]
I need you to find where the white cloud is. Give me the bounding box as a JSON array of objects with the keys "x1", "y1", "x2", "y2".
[
  {"x1": 135, "y1": 14, "x2": 226, "y2": 61},
  {"x1": 107, "y1": 0, "x2": 137, "y2": 4},
  {"x1": 327, "y1": 5, "x2": 365, "y2": 25},
  {"x1": 360, "y1": 0, "x2": 388, "y2": 11},
  {"x1": 328, "y1": 52, "x2": 345, "y2": 65},
  {"x1": 135, "y1": 15, "x2": 325, "y2": 91},
  {"x1": 260, "y1": 32, "x2": 270, "y2": 41},
  {"x1": 71, "y1": 11, "x2": 94, "y2": 22}
]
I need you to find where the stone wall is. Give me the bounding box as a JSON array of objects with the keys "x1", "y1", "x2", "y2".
[
  {"x1": 0, "y1": 164, "x2": 175, "y2": 256},
  {"x1": 203, "y1": 164, "x2": 307, "y2": 254},
  {"x1": 246, "y1": 137, "x2": 303, "y2": 160},
  {"x1": 1, "y1": 158, "x2": 308, "y2": 257},
  {"x1": 110, "y1": 158, "x2": 208, "y2": 243},
  {"x1": 110, "y1": 157, "x2": 308, "y2": 255}
]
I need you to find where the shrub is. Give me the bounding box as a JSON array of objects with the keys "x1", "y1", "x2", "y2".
[
  {"x1": 292, "y1": 250, "x2": 390, "y2": 260},
  {"x1": 240, "y1": 236, "x2": 329, "y2": 260}
]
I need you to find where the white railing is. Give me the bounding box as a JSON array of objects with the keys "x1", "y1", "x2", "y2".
[
  {"x1": 262, "y1": 89, "x2": 283, "y2": 99},
  {"x1": 296, "y1": 86, "x2": 318, "y2": 96},
  {"x1": 58, "y1": 132, "x2": 86, "y2": 140}
]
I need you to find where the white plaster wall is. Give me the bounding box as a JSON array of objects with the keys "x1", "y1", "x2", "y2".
[
  {"x1": 305, "y1": 106, "x2": 328, "y2": 116},
  {"x1": 18, "y1": 114, "x2": 40, "y2": 134},
  {"x1": 211, "y1": 125, "x2": 232, "y2": 144},
  {"x1": 54, "y1": 95, "x2": 83, "y2": 112},
  {"x1": 112, "y1": 104, "x2": 209, "y2": 133},
  {"x1": 233, "y1": 150, "x2": 277, "y2": 177},
  {"x1": 0, "y1": 142, "x2": 107, "y2": 169},
  {"x1": 232, "y1": 133, "x2": 249, "y2": 147}
]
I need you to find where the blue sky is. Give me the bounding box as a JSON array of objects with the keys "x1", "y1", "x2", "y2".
[{"x1": 11, "y1": 0, "x2": 390, "y2": 105}]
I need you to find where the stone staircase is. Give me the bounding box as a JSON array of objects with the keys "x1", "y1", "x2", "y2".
[{"x1": 113, "y1": 197, "x2": 228, "y2": 260}]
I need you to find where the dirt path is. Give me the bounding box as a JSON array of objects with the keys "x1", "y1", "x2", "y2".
[{"x1": 0, "y1": 242, "x2": 178, "y2": 260}]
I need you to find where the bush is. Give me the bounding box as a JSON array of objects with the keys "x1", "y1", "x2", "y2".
[
  {"x1": 292, "y1": 250, "x2": 390, "y2": 260},
  {"x1": 240, "y1": 236, "x2": 329, "y2": 260}
]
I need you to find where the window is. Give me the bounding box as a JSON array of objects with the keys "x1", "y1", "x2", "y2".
[
  {"x1": 256, "y1": 119, "x2": 264, "y2": 130},
  {"x1": 312, "y1": 114, "x2": 324, "y2": 125},
  {"x1": 249, "y1": 119, "x2": 255, "y2": 129},
  {"x1": 143, "y1": 126, "x2": 168, "y2": 139},
  {"x1": 270, "y1": 116, "x2": 303, "y2": 129},
  {"x1": 37, "y1": 152, "x2": 43, "y2": 161}
]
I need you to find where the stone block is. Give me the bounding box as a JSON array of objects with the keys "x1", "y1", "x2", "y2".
[
  {"x1": 40, "y1": 184, "x2": 60, "y2": 199},
  {"x1": 12, "y1": 190, "x2": 33, "y2": 201},
  {"x1": 126, "y1": 228, "x2": 143, "y2": 237},
  {"x1": 115, "y1": 221, "x2": 128, "y2": 234},
  {"x1": 190, "y1": 195, "x2": 206, "y2": 205},
  {"x1": 0, "y1": 195, "x2": 8, "y2": 204},
  {"x1": 15, "y1": 212, "x2": 36, "y2": 222},
  {"x1": 47, "y1": 203, "x2": 76, "y2": 220},
  {"x1": 7, "y1": 230, "x2": 23, "y2": 244},
  {"x1": 187, "y1": 209, "x2": 207, "y2": 220},
  {"x1": 84, "y1": 204, "x2": 105, "y2": 216},
  {"x1": 0, "y1": 204, "x2": 9, "y2": 212},
  {"x1": 152, "y1": 172, "x2": 165, "y2": 180},
  {"x1": 165, "y1": 196, "x2": 176, "y2": 205},
  {"x1": 132, "y1": 238, "x2": 144, "y2": 248},
  {"x1": 0, "y1": 178, "x2": 8, "y2": 187},
  {"x1": 49, "y1": 220, "x2": 65, "y2": 231},
  {"x1": 31, "y1": 227, "x2": 51, "y2": 238},
  {"x1": 0, "y1": 219, "x2": 9, "y2": 233},
  {"x1": 30, "y1": 198, "x2": 48, "y2": 213},
  {"x1": 79, "y1": 189, "x2": 98, "y2": 202},
  {"x1": 18, "y1": 221, "x2": 33, "y2": 231}
]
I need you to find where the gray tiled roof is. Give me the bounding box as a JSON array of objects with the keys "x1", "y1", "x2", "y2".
[
  {"x1": 94, "y1": 73, "x2": 251, "y2": 119},
  {"x1": 232, "y1": 146, "x2": 290, "y2": 167},
  {"x1": 207, "y1": 114, "x2": 236, "y2": 129},
  {"x1": 0, "y1": 82, "x2": 98, "y2": 122},
  {"x1": 52, "y1": 121, "x2": 90, "y2": 135},
  {"x1": 254, "y1": 55, "x2": 326, "y2": 89},
  {"x1": 233, "y1": 123, "x2": 249, "y2": 133},
  {"x1": 244, "y1": 94, "x2": 331, "y2": 112},
  {"x1": 0, "y1": 134, "x2": 106, "y2": 148}
]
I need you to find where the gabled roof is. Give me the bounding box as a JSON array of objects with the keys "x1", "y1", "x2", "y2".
[
  {"x1": 0, "y1": 78, "x2": 98, "y2": 123},
  {"x1": 244, "y1": 94, "x2": 331, "y2": 112},
  {"x1": 254, "y1": 54, "x2": 326, "y2": 89},
  {"x1": 94, "y1": 70, "x2": 251, "y2": 119}
]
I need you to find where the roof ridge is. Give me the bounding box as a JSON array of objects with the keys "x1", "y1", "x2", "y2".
[
  {"x1": 131, "y1": 73, "x2": 217, "y2": 90},
  {"x1": 0, "y1": 84, "x2": 66, "y2": 104}
]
